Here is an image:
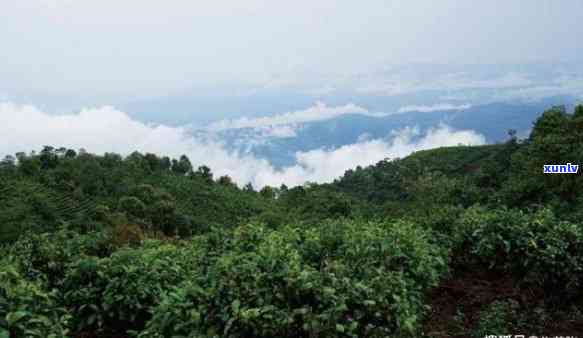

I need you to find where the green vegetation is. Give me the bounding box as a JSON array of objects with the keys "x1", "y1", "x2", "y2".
[{"x1": 1, "y1": 105, "x2": 582, "y2": 337}]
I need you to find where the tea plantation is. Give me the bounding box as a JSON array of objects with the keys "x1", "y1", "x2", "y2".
[{"x1": 1, "y1": 105, "x2": 583, "y2": 337}]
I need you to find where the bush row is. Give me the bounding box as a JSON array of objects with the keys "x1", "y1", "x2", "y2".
[
  {"x1": 139, "y1": 220, "x2": 448, "y2": 338},
  {"x1": 5, "y1": 208, "x2": 582, "y2": 337},
  {"x1": 454, "y1": 206, "x2": 583, "y2": 298}
]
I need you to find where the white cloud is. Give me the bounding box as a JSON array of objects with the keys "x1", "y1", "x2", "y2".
[
  {"x1": 0, "y1": 102, "x2": 273, "y2": 186},
  {"x1": 0, "y1": 102, "x2": 485, "y2": 189},
  {"x1": 397, "y1": 103, "x2": 471, "y2": 113},
  {"x1": 205, "y1": 101, "x2": 472, "y2": 140},
  {"x1": 255, "y1": 124, "x2": 485, "y2": 187},
  {"x1": 206, "y1": 102, "x2": 368, "y2": 131}
]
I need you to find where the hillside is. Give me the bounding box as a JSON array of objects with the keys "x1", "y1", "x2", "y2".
[{"x1": 1, "y1": 104, "x2": 583, "y2": 337}]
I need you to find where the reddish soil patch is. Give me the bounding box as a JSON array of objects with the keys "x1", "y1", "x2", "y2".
[{"x1": 423, "y1": 266, "x2": 583, "y2": 337}]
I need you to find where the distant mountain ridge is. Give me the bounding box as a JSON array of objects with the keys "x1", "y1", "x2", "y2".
[{"x1": 216, "y1": 96, "x2": 576, "y2": 167}]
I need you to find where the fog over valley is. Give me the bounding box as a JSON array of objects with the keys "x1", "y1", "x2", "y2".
[{"x1": 2, "y1": 1, "x2": 582, "y2": 186}]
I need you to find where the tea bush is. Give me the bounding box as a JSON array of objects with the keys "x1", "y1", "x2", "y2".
[
  {"x1": 471, "y1": 300, "x2": 517, "y2": 338},
  {"x1": 62, "y1": 240, "x2": 202, "y2": 333},
  {"x1": 0, "y1": 258, "x2": 70, "y2": 337},
  {"x1": 139, "y1": 221, "x2": 448, "y2": 338},
  {"x1": 455, "y1": 206, "x2": 583, "y2": 296},
  {"x1": 8, "y1": 227, "x2": 113, "y2": 288}
]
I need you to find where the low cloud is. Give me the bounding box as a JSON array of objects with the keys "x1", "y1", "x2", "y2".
[
  {"x1": 0, "y1": 102, "x2": 485, "y2": 189},
  {"x1": 206, "y1": 101, "x2": 472, "y2": 140},
  {"x1": 255, "y1": 124, "x2": 485, "y2": 187},
  {"x1": 397, "y1": 103, "x2": 471, "y2": 113},
  {"x1": 206, "y1": 102, "x2": 368, "y2": 132}
]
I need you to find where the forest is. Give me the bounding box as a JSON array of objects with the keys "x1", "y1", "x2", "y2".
[{"x1": 1, "y1": 105, "x2": 583, "y2": 337}]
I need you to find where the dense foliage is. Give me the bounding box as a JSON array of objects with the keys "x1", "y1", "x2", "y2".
[
  {"x1": 1, "y1": 105, "x2": 582, "y2": 337},
  {"x1": 138, "y1": 220, "x2": 446, "y2": 338}
]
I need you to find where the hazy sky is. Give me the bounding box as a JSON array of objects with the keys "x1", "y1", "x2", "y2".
[
  {"x1": 2, "y1": 1, "x2": 582, "y2": 187},
  {"x1": 2, "y1": 0, "x2": 582, "y2": 102}
]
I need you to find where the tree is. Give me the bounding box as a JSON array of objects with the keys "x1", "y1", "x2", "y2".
[
  {"x1": 0, "y1": 155, "x2": 16, "y2": 175},
  {"x1": 243, "y1": 183, "x2": 255, "y2": 192},
  {"x1": 574, "y1": 104, "x2": 583, "y2": 119},
  {"x1": 507, "y1": 129, "x2": 517, "y2": 143},
  {"x1": 160, "y1": 156, "x2": 172, "y2": 171},
  {"x1": 102, "y1": 153, "x2": 123, "y2": 168},
  {"x1": 144, "y1": 153, "x2": 162, "y2": 172},
  {"x1": 217, "y1": 175, "x2": 235, "y2": 187},
  {"x1": 150, "y1": 200, "x2": 178, "y2": 235},
  {"x1": 172, "y1": 155, "x2": 193, "y2": 175},
  {"x1": 259, "y1": 186, "x2": 276, "y2": 199},
  {"x1": 130, "y1": 184, "x2": 157, "y2": 205},
  {"x1": 65, "y1": 149, "x2": 77, "y2": 158},
  {"x1": 194, "y1": 165, "x2": 213, "y2": 183},
  {"x1": 118, "y1": 196, "x2": 147, "y2": 219}
]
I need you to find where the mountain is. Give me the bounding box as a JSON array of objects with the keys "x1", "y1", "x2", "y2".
[
  {"x1": 119, "y1": 62, "x2": 583, "y2": 127},
  {"x1": 216, "y1": 96, "x2": 576, "y2": 167}
]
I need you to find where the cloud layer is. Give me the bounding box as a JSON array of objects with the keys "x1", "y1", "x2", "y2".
[
  {"x1": 0, "y1": 102, "x2": 485, "y2": 188},
  {"x1": 205, "y1": 102, "x2": 473, "y2": 140},
  {"x1": 206, "y1": 102, "x2": 368, "y2": 131},
  {"x1": 397, "y1": 103, "x2": 471, "y2": 113},
  {"x1": 267, "y1": 125, "x2": 485, "y2": 186}
]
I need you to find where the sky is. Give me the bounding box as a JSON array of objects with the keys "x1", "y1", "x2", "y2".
[
  {"x1": 1, "y1": 1, "x2": 582, "y2": 187},
  {"x1": 2, "y1": 0, "x2": 582, "y2": 102}
]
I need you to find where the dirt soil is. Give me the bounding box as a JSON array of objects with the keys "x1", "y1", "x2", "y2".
[{"x1": 424, "y1": 265, "x2": 583, "y2": 337}]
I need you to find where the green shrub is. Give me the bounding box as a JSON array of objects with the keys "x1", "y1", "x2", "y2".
[
  {"x1": 472, "y1": 300, "x2": 516, "y2": 338},
  {"x1": 111, "y1": 222, "x2": 144, "y2": 247},
  {"x1": 139, "y1": 221, "x2": 448, "y2": 338},
  {"x1": 456, "y1": 206, "x2": 583, "y2": 296},
  {"x1": 9, "y1": 228, "x2": 113, "y2": 288},
  {"x1": 118, "y1": 196, "x2": 147, "y2": 219},
  {"x1": 62, "y1": 241, "x2": 201, "y2": 333},
  {"x1": 404, "y1": 204, "x2": 464, "y2": 245},
  {"x1": 0, "y1": 259, "x2": 70, "y2": 337}
]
